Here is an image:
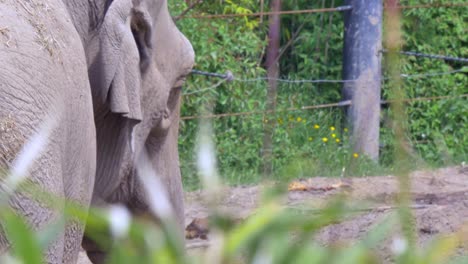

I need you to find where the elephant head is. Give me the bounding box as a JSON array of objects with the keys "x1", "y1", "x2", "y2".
[{"x1": 76, "y1": 0, "x2": 194, "y2": 260}]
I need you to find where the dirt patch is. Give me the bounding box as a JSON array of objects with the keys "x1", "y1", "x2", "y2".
[
  {"x1": 0, "y1": 114, "x2": 25, "y2": 169},
  {"x1": 17, "y1": 0, "x2": 60, "y2": 57},
  {"x1": 184, "y1": 166, "x2": 468, "y2": 258},
  {"x1": 77, "y1": 166, "x2": 468, "y2": 263}
]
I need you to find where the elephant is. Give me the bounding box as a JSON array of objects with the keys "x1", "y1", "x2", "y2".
[{"x1": 0, "y1": 0, "x2": 194, "y2": 263}]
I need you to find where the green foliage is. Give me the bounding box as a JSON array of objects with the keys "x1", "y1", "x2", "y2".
[
  {"x1": 392, "y1": 0, "x2": 468, "y2": 165},
  {"x1": 170, "y1": 0, "x2": 268, "y2": 188},
  {"x1": 0, "y1": 209, "x2": 43, "y2": 264},
  {"x1": 172, "y1": 1, "x2": 466, "y2": 188}
]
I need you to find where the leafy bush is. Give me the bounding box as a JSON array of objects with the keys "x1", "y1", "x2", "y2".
[
  {"x1": 394, "y1": 0, "x2": 468, "y2": 165},
  {"x1": 172, "y1": 0, "x2": 467, "y2": 188}
]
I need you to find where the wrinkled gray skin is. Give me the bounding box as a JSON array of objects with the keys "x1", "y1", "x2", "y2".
[{"x1": 0, "y1": 0, "x2": 194, "y2": 263}]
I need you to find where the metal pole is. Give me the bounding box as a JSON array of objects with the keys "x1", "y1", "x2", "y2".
[{"x1": 342, "y1": 0, "x2": 382, "y2": 161}]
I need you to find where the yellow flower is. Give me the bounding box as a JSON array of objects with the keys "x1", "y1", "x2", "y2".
[
  {"x1": 308, "y1": 137, "x2": 313, "y2": 141},
  {"x1": 314, "y1": 124, "x2": 320, "y2": 129},
  {"x1": 264, "y1": 119, "x2": 268, "y2": 123},
  {"x1": 330, "y1": 126, "x2": 336, "y2": 131},
  {"x1": 288, "y1": 115, "x2": 294, "y2": 121},
  {"x1": 335, "y1": 138, "x2": 341, "y2": 143},
  {"x1": 296, "y1": 117, "x2": 302, "y2": 122},
  {"x1": 322, "y1": 137, "x2": 328, "y2": 143},
  {"x1": 331, "y1": 133, "x2": 336, "y2": 138},
  {"x1": 344, "y1": 128, "x2": 349, "y2": 132},
  {"x1": 353, "y1": 153, "x2": 359, "y2": 158},
  {"x1": 277, "y1": 118, "x2": 283, "y2": 125}
]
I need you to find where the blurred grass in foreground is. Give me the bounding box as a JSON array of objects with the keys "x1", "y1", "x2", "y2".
[
  {"x1": 1, "y1": 102, "x2": 467, "y2": 264},
  {"x1": 1, "y1": 179, "x2": 467, "y2": 264}
]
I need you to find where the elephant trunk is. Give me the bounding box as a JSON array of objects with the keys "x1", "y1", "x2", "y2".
[
  {"x1": 141, "y1": 102, "x2": 184, "y2": 230},
  {"x1": 123, "y1": 91, "x2": 185, "y2": 236}
]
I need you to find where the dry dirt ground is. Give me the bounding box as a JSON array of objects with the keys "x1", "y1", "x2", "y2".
[{"x1": 79, "y1": 166, "x2": 468, "y2": 263}]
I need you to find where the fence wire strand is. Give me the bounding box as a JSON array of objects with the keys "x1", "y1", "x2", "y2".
[
  {"x1": 180, "y1": 2, "x2": 468, "y2": 20},
  {"x1": 382, "y1": 50, "x2": 468, "y2": 63},
  {"x1": 181, "y1": 94, "x2": 467, "y2": 120},
  {"x1": 180, "y1": 2, "x2": 467, "y2": 119},
  {"x1": 185, "y1": 67, "x2": 466, "y2": 95},
  {"x1": 235, "y1": 77, "x2": 355, "y2": 83},
  {"x1": 183, "y1": 79, "x2": 227, "y2": 95}
]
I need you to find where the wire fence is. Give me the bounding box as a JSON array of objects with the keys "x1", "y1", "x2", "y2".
[
  {"x1": 184, "y1": 67, "x2": 466, "y2": 96},
  {"x1": 179, "y1": 1, "x2": 467, "y2": 133},
  {"x1": 381, "y1": 50, "x2": 468, "y2": 63},
  {"x1": 176, "y1": 1, "x2": 467, "y2": 180},
  {"x1": 181, "y1": 94, "x2": 467, "y2": 121},
  {"x1": 189, "y1": 49, "x2": 467, "y2": 82}
]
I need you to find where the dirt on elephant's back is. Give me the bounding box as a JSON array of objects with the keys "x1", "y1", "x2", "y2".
[{"x1": 184, "y1": 166, "x2": 468, "y2": 260}]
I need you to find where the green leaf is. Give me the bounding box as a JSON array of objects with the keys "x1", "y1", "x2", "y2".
[
  {"x1": 224, "y1": 203, "x2": 281, "y2": 256},
  {"x1": 1, "y1": 209, "x2": 43, "y2": 264}
]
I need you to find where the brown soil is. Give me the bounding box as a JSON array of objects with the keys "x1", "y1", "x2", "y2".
[
  {"x1": 184, "y1": 166, "x2": 468, "y2": 260},
  {"x1": 78, "y1": 166, "x2": 468, "y2": 263}
]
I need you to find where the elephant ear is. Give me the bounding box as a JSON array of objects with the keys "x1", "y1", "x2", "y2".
[{"x1": 90, "y1": 0, "x2": 143, "y2": 121}]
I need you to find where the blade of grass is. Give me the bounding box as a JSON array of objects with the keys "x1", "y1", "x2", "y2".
[{"x1": 1, "y1": 209, "x2": 43, "y2": 264}]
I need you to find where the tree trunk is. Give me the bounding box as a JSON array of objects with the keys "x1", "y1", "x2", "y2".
[{"x1": 261, "y1": 0, "x2": 281, "y2": 178}]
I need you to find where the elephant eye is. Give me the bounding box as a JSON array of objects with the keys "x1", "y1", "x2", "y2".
[{"x1": 131, "y1": 12, "x2": 152, "y2": 71}]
